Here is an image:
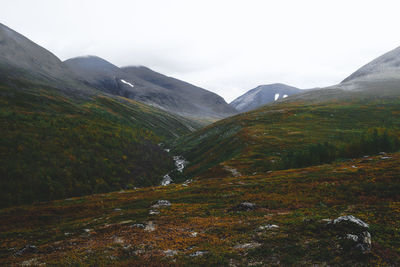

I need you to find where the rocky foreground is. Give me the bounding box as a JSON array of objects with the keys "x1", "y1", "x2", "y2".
[{"x1": 1, "y1": 153, "x2": 399, "y2": 266}]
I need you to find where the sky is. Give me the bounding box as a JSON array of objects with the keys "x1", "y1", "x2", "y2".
[{"x1": 2, "y1": 0, "x2": 400, "y2": 102}]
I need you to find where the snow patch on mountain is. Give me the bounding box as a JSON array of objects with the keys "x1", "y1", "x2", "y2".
[
  {"x1": 120, "y1": 79, "x2": 134, "y2": 88},
  {"x1": 230, "y1": 83, "x2": 302, "y2": 112}
]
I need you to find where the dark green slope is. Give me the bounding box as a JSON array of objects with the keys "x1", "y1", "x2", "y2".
[
  {"x1": 0, "y1": 76, "x2": 200, "y2": 207},
  {"x1": 174, "y1": 89, "x2": 400, "y2": 178}
]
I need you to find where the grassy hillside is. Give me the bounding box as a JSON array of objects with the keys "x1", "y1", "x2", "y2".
[
  {"x1": 173, "y1": 96, "x2": 400, "y2": 179},
  {"x1": 0, "y1": 78, "x2": 200, "y2": 207},
  {"x1": 0, "y1": 152, "x2": 398, "y2": 266}
]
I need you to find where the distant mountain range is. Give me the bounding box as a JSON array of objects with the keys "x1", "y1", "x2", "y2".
[
  {"x1": 231, "y1": 46, "x2": 400, "y2": 112},
  {"x1": 230, "y1": 83, "x2": 303, "y2": 112},
  {"x1": 175, "y1": 45, "x2": 400, "y2": 180},
  {"x1": 0, "y1": 23, "x2": 235, "y2": 121}
]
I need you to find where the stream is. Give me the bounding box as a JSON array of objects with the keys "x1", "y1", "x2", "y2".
[{"x1": 160, "y1": 150, "x2": 187, "y2": 186}]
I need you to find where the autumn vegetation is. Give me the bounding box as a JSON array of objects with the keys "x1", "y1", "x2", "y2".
[{"x1": 1, "y1": 78, "x2": 400, "y2": 265}]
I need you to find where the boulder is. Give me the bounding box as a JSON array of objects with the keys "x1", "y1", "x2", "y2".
[{"x1": 328, "y1": 215, "x2": 371, "y2": 253}]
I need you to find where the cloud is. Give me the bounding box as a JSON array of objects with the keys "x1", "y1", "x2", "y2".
[{"x1": 1, "y1": 0, "x2": 400, "y2": 102}]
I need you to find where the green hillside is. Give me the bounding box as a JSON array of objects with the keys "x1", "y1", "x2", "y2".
[
  {"x1": 173, "y1": 93, "x2": 400, "y2": 179},
  {"x1": 0, "y1": 77, "x2": 200, "y2": 207}
]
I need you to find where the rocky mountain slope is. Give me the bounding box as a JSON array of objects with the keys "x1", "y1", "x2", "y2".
[
  {"x1": 0, "y1": 23, "x2": 67, "y2": 80},
  {"x1": 342, "y1": 46, "x2": 400, "y2": 84},
  {"x1": 64, "y1": 57, "x2": 236, "y2": 121},
  {"x1": 122, "y1": 66, "x2": 237, "y2": 120},
  {"x1": 230, "y1": 83, "x2": 302, "y2": 112},
  {"x1": 332, "y1": 45, "x2": 400, "y2": 95},
  {"x1": 0, "y1": 22, "x2": 235, "y2": 122}
]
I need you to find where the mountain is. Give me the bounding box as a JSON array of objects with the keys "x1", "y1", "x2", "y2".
[
  {"x1": 173, "y1": 46, "x2": 400, "y2": 178},
  {"x1": 65, "y1": 57, "x2": 237, "y2": 121},
  {"x1": 230, "y1": 83, "x2": 302, "y2": 112},
  {"x1": 0, "y1": 23, "x2": 63, "y2": 77},
  {"x1": 0, "y1": 24, "x2": 201, "y2": 207},
  {"x1": 333, "y1": 46, "x2": 400, "y2": 95},
  {"x1": 0, "y1": 22, "x2": 235, "y2": 122},
  {"x1": 64, "y1": 55, "x2": 136, "y2": 96},
  {"x1": 0, "y1": 23, "x2": 81, "y2": 89},
  {"x1": 122, "y1": 66, "x2": 237, "y2": 120},
  {"x1": 342, "y1": 46, "x2": 400, "y2": 84}
]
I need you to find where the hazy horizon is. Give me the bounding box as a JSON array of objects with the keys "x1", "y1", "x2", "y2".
[{"x1": 2, "y1": 0, "x2": 400, "y2": 102}]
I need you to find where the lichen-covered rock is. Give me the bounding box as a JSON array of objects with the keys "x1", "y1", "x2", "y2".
[
  {"x1": 152, "y1": 200, "x2": 171, "y2": 208},
  {"x1": 164, "y1": 249, "x2": 178, "y2": 257},
  {"x1": 258, "y1": 224, "x2": 279, "y2": 230},
  {"x1": 332, "y1": 215, "x2": 369, "y2": 228},
  {"x1": 149, "y1": 210, "x2": 160, "y2": 215},
  {"x1": 190, "y1": 251, "x2": 208, "y2": 257},
  {"x1": 328, "y1": 215, "x2": 371, "y2": 253},
  {"x1": 161, "y1": 174, "x2": 172, "y2": 186}
]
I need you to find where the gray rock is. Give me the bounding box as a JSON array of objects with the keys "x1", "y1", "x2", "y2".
[
  {"x1": 190, "y1": 251, "x2": 208, "y2": 257},
  {"x1": 149, "y1": 210, "x2": 160, "y2": 215},
  {"x1": 144, "y1": 221, "x2": 156, "y2": 232},
  {"x1": 332, "y1": 215, "x2": 369, "y2": 228},
  {"x1": 161, "y1": 174, "x2": 172, "y2": 186},
  {"x1": 231, "y1": 202, "x2": 257, "y2": 211},
  {"x1": 329, "y1": 215, "x2": 371, "y2": 253},
  {"x1": 258, "y1": 224, "x2": 279, "y2": 230},
  {"x1": 151, "y1": 200, "x2": 171, "y2": 208},
  {"x1": 164, "y1": 249, "x2": 178, "y2": 257}
]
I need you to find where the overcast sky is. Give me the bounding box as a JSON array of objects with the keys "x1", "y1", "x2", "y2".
[{"x1": 2, "y1": 0, "x2": 400, "y2": 102}]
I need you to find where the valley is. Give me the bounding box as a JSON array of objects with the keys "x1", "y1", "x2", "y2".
[{"x1": 1, "y1": 22, "x2": 400, "y2": 266}]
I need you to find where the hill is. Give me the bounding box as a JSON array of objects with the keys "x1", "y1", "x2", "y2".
[
  {"x1": 0, "y1": 77, "x2": 200, "y2": 207},
  {"x1": 173, "y1": 94, "x2": 400, "y2": 179},
  {"x1": 0, "y1": 25, "x2": 200, "y2": 207}
]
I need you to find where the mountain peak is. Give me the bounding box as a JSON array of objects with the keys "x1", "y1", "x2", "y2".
[
  {"x1": 342, "y1": 46, "x2": 400, "y2": 84},
  {"x1": 0, "y1": 22, "x2": 67, "y2": 81},
  {"x1": 230, "y1": 83, "x2": 302, "y2": 112}
]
